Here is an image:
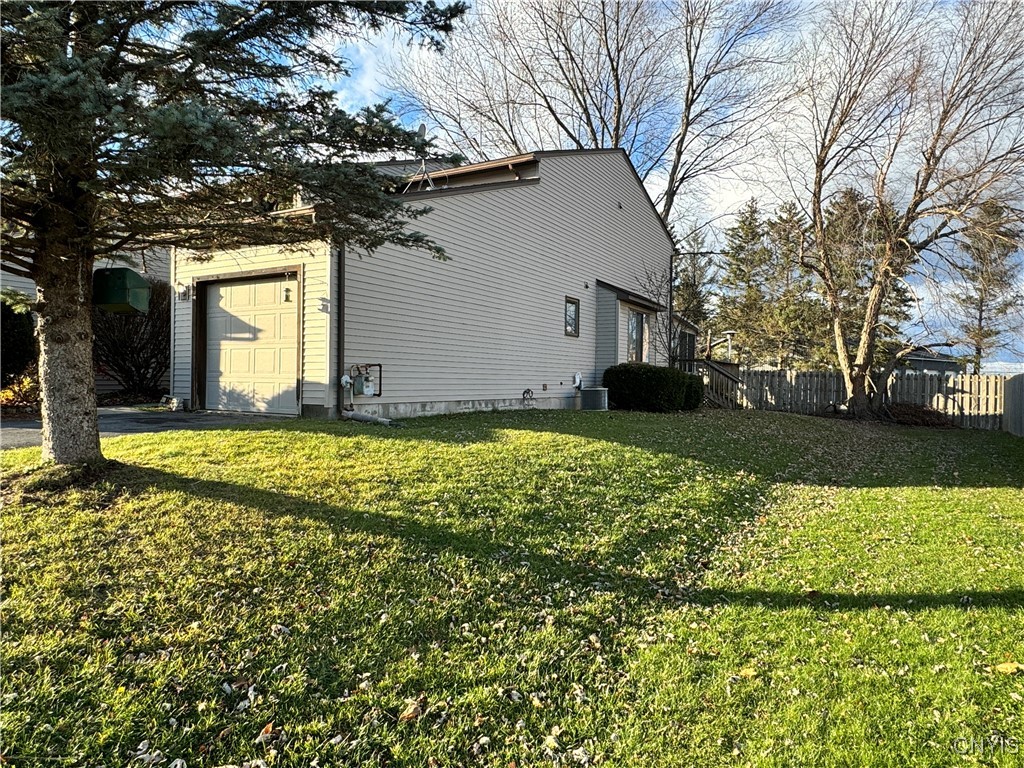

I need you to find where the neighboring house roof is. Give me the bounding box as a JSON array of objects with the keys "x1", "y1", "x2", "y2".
[
  {"x1": 905, "y1": 346, "x2": 961, "y2": 363},
  {"x1": 902, "y1": 346, "x2": 965, "y2": 374},
  {"x1": 596, "y1": 279, "x2": 666, "y2": 313}
]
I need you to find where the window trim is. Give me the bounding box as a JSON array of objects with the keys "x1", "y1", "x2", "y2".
[
  {"x1": 564, "y1": 296, "x2": 580, "y2": 337},
  {"x1": 627, "y1": 308, "x2": 647, "y2": 362}
]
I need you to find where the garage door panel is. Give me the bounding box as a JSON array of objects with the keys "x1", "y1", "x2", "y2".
[
  {"x1": 207, "y1": 315, "x2": 229, "y2": 339},
  {"x1": 280, "y1": 350, "x2": 297, "y2": 377},
  {"x1": 209, "y1": 382, "x2": 256, "y2": 412},
  {"x1": 254, "y1": 281, "x2": 280, "y2": 306},
  {"x1": 227, "y1": 347, "x2": 252, "y2": 376},
  {"x1": 254, "y1": 381, "x2": 291, "y2": 412},
  {"x1": 253, "y1": 311, "x2": 282, "y2": 341},
  {"x1": 204, "y1": 275, "x2": 298, "y2": 415},
  {"x1": 253, "y1": 348, "x2": 279, "y2": 375},
  {"x1": 230, "y1": 315, "x2": 255, "y2": 341},
  {"x1": 224, "y1": 283, "x2": 251, "y2": 309},
  {"x1": 279, "y1": 313, "x2": 297, "y2": 339}
]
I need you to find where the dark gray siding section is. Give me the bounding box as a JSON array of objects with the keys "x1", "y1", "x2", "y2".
[{"x1": 595, "y1": 286, "x2": 619, "y2": 378}]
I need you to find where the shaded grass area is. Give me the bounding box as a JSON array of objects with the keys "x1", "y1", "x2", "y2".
[{"x1": 1, "y1": 410, "x2": 1022, "y2": 766}]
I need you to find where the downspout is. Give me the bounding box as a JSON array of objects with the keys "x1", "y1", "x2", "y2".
[
  {"x1": 668, "y1": 243, "x2": 676, "y2": 368},
  {"x1": 335, "y1": 242, "x2": 348, "y2": 415}
]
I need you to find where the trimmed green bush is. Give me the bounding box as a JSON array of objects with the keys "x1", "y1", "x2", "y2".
[
  {"x1": 683, "y1": 371, "x2": 704, "y2": 410},
  {"x1": 602, "y1": 363, "x2": 703, "y2": 412}
]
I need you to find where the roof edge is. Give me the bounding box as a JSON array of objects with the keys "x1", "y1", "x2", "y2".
[
  {"x1": 409, "y1": 153, "x2": 537, "y2": 182},
  {"x1": 596, "y1": 279, "x2": 667, "y2": 312}
]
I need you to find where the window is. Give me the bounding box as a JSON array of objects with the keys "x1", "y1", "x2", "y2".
[
  {"x1": 565, "y1": 297, "x2": 580, "y2": 337},
  {"x1": 627, "y1": 309, "x2": 646, "y2": 362}
]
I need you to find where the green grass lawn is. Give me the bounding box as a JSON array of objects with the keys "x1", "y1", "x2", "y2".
[{"x1": 2, "y1": 410, "x2": 1022, "y2": 767}]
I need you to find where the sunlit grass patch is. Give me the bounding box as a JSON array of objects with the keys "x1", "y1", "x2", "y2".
[{"x1": 2, "y1": 410, "x2": 1022, "y2": 766}]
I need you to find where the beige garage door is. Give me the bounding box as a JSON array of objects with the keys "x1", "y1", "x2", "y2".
[{"x1": 205, "y1": 276, "x2": 299, "y2": 414}]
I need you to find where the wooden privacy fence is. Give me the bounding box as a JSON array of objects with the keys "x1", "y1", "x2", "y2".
[
  {"x1": 887, "y1": 371, "x2": 1004, "y2": 430},
  {"x1": 738, "y1": 369, "x2": 1007, "y2": 430},
  {"x1": 1004, "y1": 374, "x2": 1024, "y2": 437},
  {"x1": 741, "y1": 370, "x2": 845, "y2": 415}
]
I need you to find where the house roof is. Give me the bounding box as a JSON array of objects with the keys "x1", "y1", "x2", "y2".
[
  {"x1": 407, "y1": 153, "x2": 538, "y2": 183},
  {"x1": 596, "y1": 279, "x2": 666, "y2": 313},
  {"x1": 373, "y1": 158, "x2": 453, "y2": 178},
  {"x1": 905, "y1": 346, "x2": 961, "y2": 363},
  {"x1": 405, "y1": 149, "x2": 634, "y2": 184},
  {"x1": 671, "y1": 311, "x2": 701, "y2": 333}
]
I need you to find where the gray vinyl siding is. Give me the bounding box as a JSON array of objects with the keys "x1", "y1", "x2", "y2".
[
  {"x1": 326, "y1": 244, "x2": 342, "y2": 417},
  {"x1": 170, "y1": 242, "x2": 331, "y2": 409},
  {"x1": 595, "y1": 286, "x2": 619, "y2": 375},
  {"x1": 0, "y1": 272, "x2": 36, "y2": 297},
  {"x1": 344, "y1": 151, "x2": 673, "y2": 410}
]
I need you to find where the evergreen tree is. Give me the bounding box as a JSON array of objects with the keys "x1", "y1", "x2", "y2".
[
  {"x1": 716, "y1": 199, "x2": 831, "y2": 368},
  {"x1": 951, "y1": 200, "x2": 1024, "y2": 373},
  {"x1": 673, "y1": 228, "x2": 717, "y2": 329},
  {"x1": 0, "y1": 1, "x2": 465, "y2": 463},
  {"x1": 716, "y1": 199, "x2": 772, "y2": 364},
  {"x1": 762, "y1": 202, "x2": 831, "y2": 368}
]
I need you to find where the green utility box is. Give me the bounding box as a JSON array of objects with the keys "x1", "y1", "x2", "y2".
[{"x1": 93, "y1": 268, "x2": 151, "y2": 314}]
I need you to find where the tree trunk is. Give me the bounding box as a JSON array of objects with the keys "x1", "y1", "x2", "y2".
[
  {"x1": 843, "y1": 369, "x2": 871, "y2": 416},
  {"x1": 35, "y1": 260, "x2": 103, "y2": 464}
]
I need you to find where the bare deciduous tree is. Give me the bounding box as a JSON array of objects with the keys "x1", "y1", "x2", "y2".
[
  {"x1": 92, "y1": 281, "x2": 171, "y2": 396},
  {"x1": 776, "y1": 0, "x2": 1024, "y2": 414},
  {"x1": 387, "y1": 0, "x2": 793, "y2": 223}
]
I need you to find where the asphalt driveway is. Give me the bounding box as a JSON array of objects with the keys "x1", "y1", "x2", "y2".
[{"x1": 1, "y1": 407, "x2": 288, "y2": 449}]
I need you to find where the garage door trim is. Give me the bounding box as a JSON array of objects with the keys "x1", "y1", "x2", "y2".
[{"x1": 191, "y1": 265, "x2": 304, "y2": 413}]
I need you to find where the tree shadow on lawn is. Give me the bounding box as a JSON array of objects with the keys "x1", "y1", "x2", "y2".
[
  {"x1": 691, "y1": 588, "x2": 1024, "y2": 611},
  {"x1": 120, "y1": 463, "x2": 1024, "y2": 613},
  {"x1": 183, "y1": 408, "x2": 1024, "y2": 492}
]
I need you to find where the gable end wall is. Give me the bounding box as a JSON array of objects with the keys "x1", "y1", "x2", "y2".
[{"x1": 343, "y1": 151, "x2": 673, "y2": 417}]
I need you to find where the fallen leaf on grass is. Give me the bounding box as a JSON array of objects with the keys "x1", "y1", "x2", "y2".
[
  {"x1": 994, "y1": 661, "x2": 1023, "y2": 675},
  {"x1": 255, "y1": 722, "x2": 274, "y2": 744},
  {"x1": 399, "y1": 702, "x2": 422, "y2": 723},
  {"x1": 738, "y1": 667, "x2": 758, "y2": 679}
]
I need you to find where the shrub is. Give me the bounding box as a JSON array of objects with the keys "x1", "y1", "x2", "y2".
[
  {"x1": 602, "y1": 363, "x2": 703, "y2": 412},
  {"x1": 92, "y1": 280, "x2": 171, "y2": 397},
  {"x1": 883, "y1": 403, "x2": 955, "y2": 428},
  {"x1": 1, "y1": 294, "x2": 36, "y2": 388},
  {"x1": 0, "y1": 367, "x2": 40, "y2": 408},
  {"x1": 683, "y1": 372, "x2": 705, "y2": 411}
]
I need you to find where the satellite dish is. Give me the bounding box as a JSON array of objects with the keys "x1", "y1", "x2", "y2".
[{"x1": 416, "y1": 123, "x2": 427, "y2": 139}]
